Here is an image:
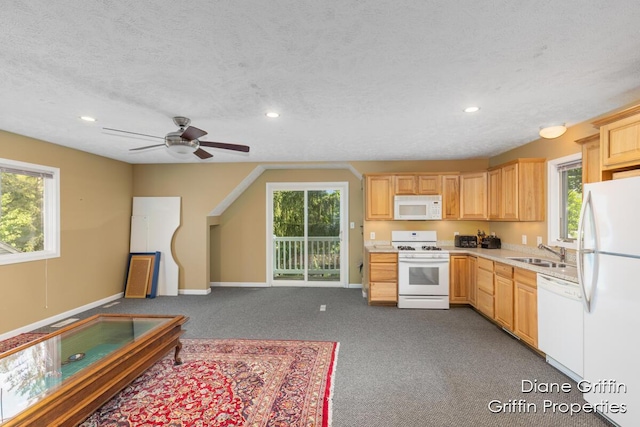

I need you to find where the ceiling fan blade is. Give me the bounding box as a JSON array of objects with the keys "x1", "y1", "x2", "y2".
[
  {"x1": 102, "y1": 128, "x2": 164, "y2": 139},
  {"x1": 199, "y1": 141, "x2": 250, "y2": 153},
  {"x1": 181, "y1": 126, "x2": 207, "y2": 141},
  {"x1": 194, "y1": 148, "x2": 213, "y2": 159},
  {"x1": 129, "y1": 144, "x2": 166, "y2": 151}
]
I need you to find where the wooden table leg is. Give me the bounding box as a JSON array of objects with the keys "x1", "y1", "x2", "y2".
[{"x1": 174, "y1": 339, "x2": 183, "y2": 365}]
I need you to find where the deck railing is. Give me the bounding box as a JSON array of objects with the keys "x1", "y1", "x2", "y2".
[{"x1": 273, "y1": 236, "x2": 340, "y2": 278}]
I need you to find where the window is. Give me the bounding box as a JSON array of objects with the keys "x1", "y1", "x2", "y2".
[
  {"x1": 0, "y1": 158, "x2": 60, "y2": 265},
  {"x1": 547, "y1": 153, "x2": 582, "y2": 248}
]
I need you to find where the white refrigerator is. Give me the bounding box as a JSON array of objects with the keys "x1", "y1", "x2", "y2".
[{"x1": 578, "y1": 176, "x2": 640, "y2": 426}]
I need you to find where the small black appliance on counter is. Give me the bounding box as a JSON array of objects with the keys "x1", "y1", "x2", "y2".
[
  {"x1": 481, "y1": 236, "x2": 502, "y2": 249},
  {"x1": 454, "y1": 235, "x2": 478, "y2": 248}
]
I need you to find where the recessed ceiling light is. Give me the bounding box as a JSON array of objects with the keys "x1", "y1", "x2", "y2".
[
  {"x1": 80, "y1": 116, "x2": 96, "y2": 122},
  {"x1": 463, "y1": 106, "x2": 480, "y2": 113},
  {"x1": 265, "y1": 112, "x2": 280, "y2": 118}
]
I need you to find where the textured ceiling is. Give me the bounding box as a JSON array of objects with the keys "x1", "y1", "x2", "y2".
[{"x1": 1, "y1": 1, "x2": 640, "y2": 164}]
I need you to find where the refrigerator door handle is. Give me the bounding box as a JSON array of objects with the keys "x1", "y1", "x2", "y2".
[{"x1": 577, "y1": 190, "x2": 598, "y2": 313}]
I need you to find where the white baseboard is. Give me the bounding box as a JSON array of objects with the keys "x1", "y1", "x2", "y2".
[
  {"x1": 210, "y1": 282, "x2": 269, "y2": 288},
  {"x1": 211, "y1": 282, "x2": 362, "y2": 289},
  {"x1": 179, "y1": 288, "x2": 212, "y2": 295},
  {"x1": 0, "y1": 292, "x2": 123, "y2": 341}
]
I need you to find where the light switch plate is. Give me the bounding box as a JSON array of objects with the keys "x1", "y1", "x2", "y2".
[
  {"x1": 522, "y1": 235, "x2": 527, "y2": 245},
  {"x1": 537, "y1": 236, "x2": 543, "y2": 246},
  {"x1": 350, "y1": 222, "x2": 355, "y2": 229},
  {"x1": 370, "y1": 232, "x2": 376, "y2": 240}
]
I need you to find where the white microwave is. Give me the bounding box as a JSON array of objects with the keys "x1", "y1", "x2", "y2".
[{"x1": 394, "y1": 195, "x2": 442, "y2": 220}]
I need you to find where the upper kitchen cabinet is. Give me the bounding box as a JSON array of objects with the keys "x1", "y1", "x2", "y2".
[
  {"x1": 441, "y1": 175, "x2": 460, "y2": 219},
  {"x1": 487, "y1": 159, "x2": 545, "y2": 221},
  {"x1": 365, "y1": 174, "x2": 394, "y2": 220},
  {"x1": 575, "y1": 133, "x2": 601, "y2": 185},
  {"x1": 394, "y1": 174, "x2": 441, "y2": 195},
  {"x1": 459, "y1": 172, "x2": 488, "y2": 220},
  {"x1": 593, "y1": 104, "x2": 640, "y2": 177}
]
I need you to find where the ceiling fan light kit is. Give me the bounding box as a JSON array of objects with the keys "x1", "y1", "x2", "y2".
[{"x1": 104, "y1": 116, "x2": 250, "y2": 160}]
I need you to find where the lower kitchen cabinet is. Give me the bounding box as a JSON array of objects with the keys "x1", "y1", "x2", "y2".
[
  {"x1": 476, "y1": 257, "x2": 494, "y2": 318},
  {"x1": 449, "y1": 255, "x2": 469, "y2": 303},
  {"x1": 366, "y1": 252, "x2": 398, "y2": 305},
  {"x1": 494, "y1": 263, "x2": 514, "y2": 331},
  {"x1": 468, "y1": 256, "x2": 477, "y2": 307},
  {"x1": 514, "y1": 268, "x2": 538, "y2": 348}
]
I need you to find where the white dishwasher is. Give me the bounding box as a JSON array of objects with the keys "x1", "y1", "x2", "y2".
[{"x1": 537, "y1": 273, "x2": 584, "y2": 382}]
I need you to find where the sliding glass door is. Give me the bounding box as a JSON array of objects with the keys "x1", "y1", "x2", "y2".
[{"x1": 267, "y1": 182, "x2": 348, "y2": 287}]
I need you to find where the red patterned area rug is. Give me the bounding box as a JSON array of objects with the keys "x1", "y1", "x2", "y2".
[
  {"x1": 80, "y1": 338, "x2": 339, "y2": 427},
  {"x1": 0, "y1": 332, "x2": 47, "y2": 354}
]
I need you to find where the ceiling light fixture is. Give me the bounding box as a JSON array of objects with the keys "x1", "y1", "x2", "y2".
[
  {"x1": 80, "y1": 116, "x2": 96, "y2": 122},
  {"x1": 463, "y1": 106, "x2": 480, "y2": 113},
  {"x1": 539, "y1": 124, "x2": 567, "y2": 139},
  {"x1": 265, "y1": 112, "x2": 280, "y2": 118}
]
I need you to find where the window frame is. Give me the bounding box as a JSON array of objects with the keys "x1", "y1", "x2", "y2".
[
  {"x1": 0, "y1": 158, "x2": 60, "y2": 265},
  {"x1": 546, "y1": 153, "x2": 581, "y2": 250}
]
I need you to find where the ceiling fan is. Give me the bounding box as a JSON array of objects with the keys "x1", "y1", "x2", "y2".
[{"x1": 103, "y1": 116, "x2": 250, "y2": 159}]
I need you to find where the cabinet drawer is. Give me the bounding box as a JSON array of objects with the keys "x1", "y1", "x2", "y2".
[
  {"x1": 495, "y1": 262, "x2": 513, "y2": 278},
  {"x1": 370, "y1": 282, "x2": 397, "y2": 302},
  {"x1": 370, "y1": 263, "x2": 397, "y2": 282},
  {"x1": 478, "y1": 257, "x2": 494, "y2": 272},
  {"x1": 477, "y1": 289, "x2": 494, "y2": 318},
  {"x1": 477, "y1": 268, "x2": 494, "y2": 295},
  {"x1": 514, "y1": 268, "x2": 537, "y2": 289},
  {"x1": 370, "y1": 253, "x2": 398, "y2": 263}
]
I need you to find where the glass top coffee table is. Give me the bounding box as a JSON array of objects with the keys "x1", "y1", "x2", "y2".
[{"x1": 0, "y1": 313, "x2": 187, "y2": 426}]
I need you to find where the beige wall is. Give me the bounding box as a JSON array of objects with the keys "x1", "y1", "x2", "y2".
[
  {"x1": 210, "y1": 168, "x2": 363, "y2": 284},
  {"x1": 132, "y1": 163, "x2": 258, "y2": 291},
  {"x1": 3, "y1": 98, "x2": 639, "y2": 335},
  {"x1": 0, "y1": 131, "x2": 133, "y2": 335}
]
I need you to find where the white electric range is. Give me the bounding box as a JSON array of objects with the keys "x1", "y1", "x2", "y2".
[{"x1": 391, "y1": 231, "x2": 450, "y2": 309}]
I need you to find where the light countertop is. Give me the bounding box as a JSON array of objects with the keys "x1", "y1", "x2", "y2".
[{"x1": 365, "y1": 244, "x2": 578, "y2": 283}]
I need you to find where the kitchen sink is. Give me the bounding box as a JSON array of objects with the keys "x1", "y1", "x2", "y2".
[{"x1": 507, "y1": 257, "x2": 572, "y2": 269}]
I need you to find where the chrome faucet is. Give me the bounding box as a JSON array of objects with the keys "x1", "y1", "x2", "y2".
[{"x1": 538, "y1": 243, "x2": 566, "y2": 262}]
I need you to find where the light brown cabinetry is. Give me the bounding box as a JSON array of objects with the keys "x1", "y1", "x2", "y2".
[
  {"x1": 417, "y1": 175, "x2": 440, "y2": 194},
  {"x1": 394, "y1": 174, "x2": 417, "y2": 195},
  {"x1": 487, "y1": 169, "x2": 501, "y2": 220},
  {"x1": 514, "y1": 268, "x2": 538, "y2": 348},
  {"x1": 460, "y1": 172, "x2": 488, "y2": 220},
  {"x1": 468, "y1": 256, "x2": 477, "y2": 307},
  {"x1": 441, "y1": 175, "x2": 460, "y2": 219},
  {"x1": 576, "y1": 133, "x2": 601, "y2": 185},
  {"x1": 394, "y1": 174, "x2": 441, "y2": 195},
  {"x1": 494, "y1": 263, "x2": 514, "y2": 331},
  {"x1": 487, "y1": 159, "x2": 545, "y2": 221},
  {"x1": 449, "y1": 255, "x2": 469, "y2": 303},
  {"x1": 365, "y1": 175, "x2": 394, "y2": 220},
  {"x1": 476, "y1": 257, "x2": 494, "y2": 318},
  {"x1": 367, "y1": 252, "x2": 398, "y2": 305},
  {"x1": 593, "y1": 105, "x2": 640, "y2": 172}
]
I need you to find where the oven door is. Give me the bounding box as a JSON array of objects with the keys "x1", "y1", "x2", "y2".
[{"x1": 398, "y1": 257, "x2": 449, "y2": 296}]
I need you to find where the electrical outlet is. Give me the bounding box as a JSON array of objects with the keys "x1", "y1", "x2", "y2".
[
  {"x1": 454, "y1": 231, "x2": 459, "y2": 236},
  {"x1": 370, "y1": 232, "x2": 376, "y2": 240},
  {"x1": 537, "y1": 236, "x2": 543, "y2": 246},
  {"x1": 522, "y1": 235, "x2": 527, "y2": 245},
  {"x1": 350, "y1": 222, "x2": 355, "y2": 229}
]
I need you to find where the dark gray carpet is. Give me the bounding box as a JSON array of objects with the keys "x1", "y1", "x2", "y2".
[{"x1": 44, "y1": 288, "x2": 613, "y2": 426}]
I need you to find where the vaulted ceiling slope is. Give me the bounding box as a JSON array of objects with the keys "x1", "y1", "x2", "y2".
[{"x1": 1, "y1": 1, "x2": 640, "y2": 164}]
